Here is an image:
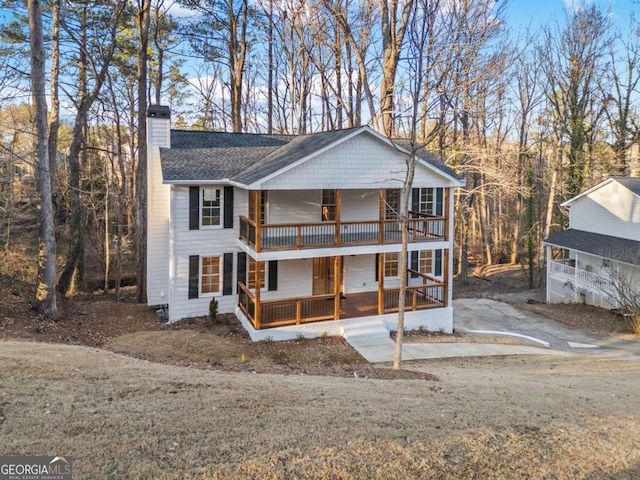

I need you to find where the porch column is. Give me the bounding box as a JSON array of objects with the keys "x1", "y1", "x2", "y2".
[
  {"x1": 444, "y1": 187, "x2": 450, "y2": 241},
  {"x1": 255, "y1": 191, "x2": 262, "y2": 252},
  {"x1": 379, "y1": 189, "x2": 386, "y2": 245},
  {"x1": 444, "y1": 248, "x2": 450, "y2": 307},
  {"x1": 335, "y1": 189, "x2": 341, "y2": 247},
  {"x1": 334, "y1": 256, "x2": 342, "y2": 320},
  {"x1": 377, "y1": 253, "x2": 384, "y2": 314},
  {"x1": 254, "y1": 260, "x2": 262, "y2": 329}
]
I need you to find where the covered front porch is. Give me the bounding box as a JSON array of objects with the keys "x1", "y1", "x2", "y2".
[{"x1": 237, "y1": 252, "x2": 448, "y2": 330}]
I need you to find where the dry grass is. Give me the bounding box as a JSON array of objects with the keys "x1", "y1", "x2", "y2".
[{"x1": 2, "y1": 342, "x2": 640, "y2": 479}]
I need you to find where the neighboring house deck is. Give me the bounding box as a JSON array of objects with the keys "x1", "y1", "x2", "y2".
[
  {"x1": 545, "y1": 177, "x2": 640, "y2": 310},
  {"x1": 146, "y1": 106, "x2": 464, "y2": 339}
]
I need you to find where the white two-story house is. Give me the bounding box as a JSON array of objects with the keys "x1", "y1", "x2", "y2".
[
  {"x1": 146, "y1": 105, "x2": 464, "y2": 339},
  {"x1": 545, "y1": 177, "x2": 640, "y2": 309}
]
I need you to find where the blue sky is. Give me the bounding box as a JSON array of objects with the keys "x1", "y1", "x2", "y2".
[{"x1": 505, "y1": 0, "x2": 637, "y2": 32}]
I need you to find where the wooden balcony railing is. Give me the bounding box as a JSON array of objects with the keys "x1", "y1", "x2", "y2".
[
  {"x1": 239, "y1": 214, "x2": 446, "y2": 252},
  {"x1": 238, "y1": 282, "x2": 335, "y2": 329},
  {"x1": 238, "y1": 271, "x2": 447, "y2": 330}
]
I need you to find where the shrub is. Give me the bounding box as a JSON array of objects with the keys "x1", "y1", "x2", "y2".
[{"x1": 209, "y1": 298, "x2": 218, "y2": 322}]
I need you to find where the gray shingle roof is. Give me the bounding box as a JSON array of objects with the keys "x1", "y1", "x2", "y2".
[
  {"x1": 544, "y1": 229, "x2": 640, "y2": 266},
  {"x1": 161, "y1": 130, "x2": 293, "y2": 181},
  {"x1": 613, "y1": 177, "x2": 640, "y2": 196},
  {"x1": 159, "y1": 127, "x2": 462, "y2": 184}
]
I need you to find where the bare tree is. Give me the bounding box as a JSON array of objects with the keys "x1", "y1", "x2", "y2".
[
  {"x1": 28, "y1": 0, "x2": 57, "y2": 318},
  {"x1": 539, "y1": 5, "x2": 610, "y2": 200}
]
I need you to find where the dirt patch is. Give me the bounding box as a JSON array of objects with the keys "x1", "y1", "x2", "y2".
[
  {"x1": 107, "y1": 315, "x2": 435, "y2": 381},
  {"x1": 453, "y1": 263, "x2": 538, "y2": 299},
  {"x1": 517, "y1": 301, "x2": 636, "y2": 337},
  {"x1": 0, "y1": 276, "x2": 431, "y2": 380},
  {"x1": 1, "y1": 342, "x2": 640, "y2": 479}
]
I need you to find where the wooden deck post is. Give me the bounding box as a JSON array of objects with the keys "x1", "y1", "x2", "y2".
[
  {"x1": 253, "y1": 191, "x2": 262, "y2": 252},
  {"x1": 444, "y1": 187, "x2": 450, "y2": 241},
  {"x1": 334, "y1": 256, "x2": 342, "y2": 320},
  {"x1": 377, "y1": 253, "x2": 384, "y2": 314},
  {"x1": 379, "y1": 189, "x2": 385, "y2": 245},
  {"x1": 444, "y1": 248, "x2": 449, "y2": 307},
  {"x1": 335, "y1": 189, "x2": 341, "y2": 247},
  {"x1": 254, "y1": 260, "x2": 262, "y2": 329}
]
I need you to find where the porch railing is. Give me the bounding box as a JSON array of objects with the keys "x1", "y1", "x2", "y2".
[
  {"x1": 383, "y1": 270, "x2": 446, "y2": 313},
  {"x1": 238, "y1": 282, "x2": 335, "y2": 329},
  {"x1": 239, "y1": 214, "x2": 446, "y2": 252},
  {"x1": 549, "y1": 259, "x2": 615, "y2": 293},
  {"x1": 238, "y1": 271, "x2": 447, "y2": 329}
]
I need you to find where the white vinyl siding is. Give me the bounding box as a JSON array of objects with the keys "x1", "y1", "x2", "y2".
[
  {"x1": 168, "y1": 186, "x2": 247, "y2": 321},
  {"x1": 146, "y1": 117, "x2": 171, "y2": 306},
  {"x1": 569, "y1": 181, "x2": 640, "y2": 241},
  {"x1": 261, "y1": 133, "x2": 449, "y2": 190}
]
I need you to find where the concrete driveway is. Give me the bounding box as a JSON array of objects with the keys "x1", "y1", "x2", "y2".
[{"x1": 453, "y1": 298, "x2": 640, "y2": 360}]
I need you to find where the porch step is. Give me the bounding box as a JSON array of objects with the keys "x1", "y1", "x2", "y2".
[{"x1": 341, "y1": 320, "x2": 392, "y2": 347}]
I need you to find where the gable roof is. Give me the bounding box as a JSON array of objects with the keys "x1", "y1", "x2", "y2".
[
  {"x1": 561, "y1": 177, "x2": 640, "y2": 207},
  {"x1": 544, "y1": 229, "x2": 640, "y2": 266},
  {"x1": 234, "y1": 128, "x2": 363, "y2": 185},
  {"x1": 159, "y1": 126, "x2": 464, "y2": 185}
]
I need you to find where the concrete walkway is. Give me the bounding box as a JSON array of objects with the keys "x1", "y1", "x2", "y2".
[{"x1": 345, "y1": 297, "x2": 640, "y2": 363}]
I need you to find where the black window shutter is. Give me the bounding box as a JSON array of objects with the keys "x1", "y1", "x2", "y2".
[
  {"x1": 223, "y1": 186, "x2": 234, "y2": 229},
  {"x1": 268, "y1": 261, "x2": 278, "y2": 291},
  {"x1": 411, "y1": 251, "x2": 419, "y2": 278},
  {"x1": 188, "y1": 255, "x2": 199, "y2": 299},
  {"x1": 237, "y1": 252, "x2": 247, "y2": 292},
  {"x1": 435, "y1": 250, "x2": 443, "y2": 277},
  {"x1": 411, "y1": 188, "x2": 420, "y2": 213},
  {"x1": 222, "y1": 253, "x2": 233, "y2": 295},
  {"x1": 375, "y1": 254, "x2": 379, "y2": 280},
  {"x1": 189, "y1": 186, "x2": 200, "y2": 230},
  {"x1": 436, "y1": 188, "x2": 444, "y2": 216}
]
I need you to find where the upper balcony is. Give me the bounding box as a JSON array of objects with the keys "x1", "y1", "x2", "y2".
[{"x1": 238, "y1": 188, "x2": 450, "y2": 253}]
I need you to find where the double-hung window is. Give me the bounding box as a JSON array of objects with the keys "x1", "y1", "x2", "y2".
[
  {"x1": 384, "y1": 253, "x2": 399, "y2": 278},
  {"x1": 202, "y1": 188, "x2": 221, "y2": 226},
  {"x1": 201, "y1": 256, "x2": 221, "y2": 295}
]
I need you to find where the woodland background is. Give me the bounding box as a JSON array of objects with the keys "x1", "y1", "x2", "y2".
[{"x1": 1, "y1": 0, "x2": 639, "y2": 319}]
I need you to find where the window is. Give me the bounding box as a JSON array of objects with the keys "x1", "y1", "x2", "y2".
[
  {"x1": 322, "y1": 189, "x2": 336, "y2": 221},
  {"x1": 384, "y1": 253, "x2": 399, "y2": 278},
  {"x1": 419, "y1": 250, "x2": 433, "y2": 274},
  {"x1": 414, "y1": 187, "x2": 444, "y2": 216},
  {"x1": 248, "y1": 257, "x2": 266, "y2": 289},
  {"x1": 419, "y1": 188, "x2": 435, "y2": 215},
  {"x1": 385, "y1": 189, "x2": 400, "y2": 219},
  {"x1": 202, "y1": 188, "x2": 221, "y2": 226},
  {"x1": 602, "y1": 259, "x2": 611, "y2": 268},
  {"x1": 201, "y1": 256, "x2": 221, "y2": 294}
]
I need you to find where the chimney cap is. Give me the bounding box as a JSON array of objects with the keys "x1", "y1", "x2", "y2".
[{"x1": 147, "y1": 105, "x2": 171, "y2": 119}]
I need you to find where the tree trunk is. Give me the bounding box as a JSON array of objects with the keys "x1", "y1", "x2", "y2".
[
  {"x1": 136, "y1": 0, "x2": 151, "y2": 303},
  {"x1": 48, "y1": 0, "x2": 60, "y2": 204},
  {"x1": 29, "y1": 0, "x2": 57, "y2": 319}
]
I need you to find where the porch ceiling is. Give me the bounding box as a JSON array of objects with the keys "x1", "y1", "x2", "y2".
[{"x1": 544, "y1": 229, "x2": 640, "y2": 266}]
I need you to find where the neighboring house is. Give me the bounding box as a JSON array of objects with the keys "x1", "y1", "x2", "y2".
[
  {"x1": 146, "y1": 105, "x2": 465, "y2": 340},
  {"x1": 545, "y1": 177, "x2": 640, "y2": 309}
]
